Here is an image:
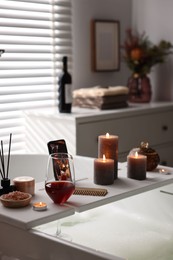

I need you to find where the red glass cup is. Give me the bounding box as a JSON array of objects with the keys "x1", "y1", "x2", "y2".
[{"x1": 45, "y1": 153, "x2": 75, "y2": 204}]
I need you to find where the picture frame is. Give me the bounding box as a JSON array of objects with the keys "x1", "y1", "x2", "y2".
[{"x1": 91, "y1": 20, "x2": 120, "y2": 72}]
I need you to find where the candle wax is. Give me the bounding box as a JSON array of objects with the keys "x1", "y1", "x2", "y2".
[
  {"x1": 13, "y1": 176, "x2": 35, "y2": 195},
  {"x1": 98, "y1": 134, "x2": 118, "y2": 179},
  {"x1": 33, "y1": 202, "x2": 47, "y2": 211},
  {"x1": 127, "y1": 153, "x2": 147, "y2": 180},
  {"x1": 94, "y1": 157, "x2": 114, "y2": 185}
]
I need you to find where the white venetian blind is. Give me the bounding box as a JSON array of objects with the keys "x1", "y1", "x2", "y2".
[{"x1": 0, "y1": 0, "x2": 72, "y2": 153}]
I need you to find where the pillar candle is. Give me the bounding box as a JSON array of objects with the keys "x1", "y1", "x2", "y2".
[
  {"x1": 127, "y1": 151, "x2": 147, "y2": 180},
  {"x1": 98, "y1": 133, "x2": 118, "y2": 179},
  {"x1": 13, "y1": 176, "x2": 35, "y2": 195},
  {"x1": 94, "y1": 155, "x2": 114, "y2": 185}
]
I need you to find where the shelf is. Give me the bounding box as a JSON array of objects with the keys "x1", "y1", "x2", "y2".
[
  {"x1": 0, "y1": 156, "x2": 173, "y2": 230},
  {"x1": 67, "y1": 161, "x2": 173, "y2": 212},
  {"x1": 0, "y1": 184, "x2": 75, "y2": 230}
]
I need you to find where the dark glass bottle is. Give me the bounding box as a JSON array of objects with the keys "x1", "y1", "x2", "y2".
[{"x1": 58, "y1": 56, "x2": 72, "y2": 113}]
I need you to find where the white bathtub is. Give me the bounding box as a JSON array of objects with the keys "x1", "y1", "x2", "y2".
[
  {"x1": 1, "y1": 154, "x2": 173, "y2": 259},
  {"x1": 34, "y1": 184, "x2": 173, "y2": 260}
]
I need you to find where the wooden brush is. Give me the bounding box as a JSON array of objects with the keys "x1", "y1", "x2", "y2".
[{"x1": 74, "y1": 187, "x2": 108, "y2": 196}]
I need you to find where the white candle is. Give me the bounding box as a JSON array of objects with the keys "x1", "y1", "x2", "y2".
[
  {"x1": 94, "y1": 155, "x2": 114, "y2": 185},
  {"x1": 127, "y1": 151, "x2": 147, "y2": 180},
  {"x1": 98, "y1": 133, "x2": 119, "y2": 179},
  {"x1": 33, "y1": 202, "x2": 47, "y2": 211},
  {"x1": 13, "y1": 176, "x2": 35, "y2": 195}
]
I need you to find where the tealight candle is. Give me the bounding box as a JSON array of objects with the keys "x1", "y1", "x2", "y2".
[
  {"x1": 94, "y1": 155, "x2": 114, "y2": 185},
  {"x1": 159, "y1": 168, "x2": 170, "y2": 175},
  {"x1": 127, "y1": 151, "x2": 147, "y2": 180},
  {"x1": 13, "y1": 176, "x2": 35, "y2": 195},
  {"x1": 33, "y1": 202, "x2": 47, "y2": 211},
  {"x1": 98, "y1": 133, "x2": 119, "y2": 179}
]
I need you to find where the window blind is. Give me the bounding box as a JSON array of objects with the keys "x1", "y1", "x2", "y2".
[{"x1": 0, "y1": 0, "x2": 72, "y2": 153}]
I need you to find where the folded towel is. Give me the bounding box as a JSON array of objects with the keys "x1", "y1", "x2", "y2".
[
  {"x1": 73, "y1": 94, "x2": 128, "y2": 110},
  {"x1": 73, "y1": 86, "x2": 129, "y2": 98}
]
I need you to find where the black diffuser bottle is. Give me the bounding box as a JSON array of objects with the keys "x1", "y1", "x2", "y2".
[{"x1": 58, "y1": 56, "x2": 72, "y2": 113}]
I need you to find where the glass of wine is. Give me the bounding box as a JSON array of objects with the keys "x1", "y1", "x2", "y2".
[{"x1": 45, "y1": 153, "x2": 75, "y2": 205}]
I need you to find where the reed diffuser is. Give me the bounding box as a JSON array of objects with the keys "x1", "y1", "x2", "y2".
[{"x1": 0, "y1": 133, "x2": 16, "y2": 195}]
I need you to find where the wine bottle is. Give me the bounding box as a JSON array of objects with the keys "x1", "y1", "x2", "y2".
[{"x1": 58, "y1": 56, "x2": 72, "y2": 113}]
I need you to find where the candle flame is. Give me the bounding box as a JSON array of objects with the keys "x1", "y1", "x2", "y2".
[
  {"x1": 103, "y1": 154, "x2": 106, "y2": 161},
  {"x1": 39, "y1": 202, "x2": 43, "y2": 206},
  {"x1": 106, "y1": 133, "x2": 109, "y2": 138},
  {"x1": 135, "y1": 151, "x2": 138, "y2": 158},
  {"x1": 160, "y1": 168, "x2": 166, "y2": 173}
]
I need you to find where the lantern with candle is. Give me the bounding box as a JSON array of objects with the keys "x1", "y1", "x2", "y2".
[
  {"x1": 138, "y1": 141, "x2": 160, "y2": 171},
  {"x1": 98, "y1": 133, "x2": 118, "y2": 179},
  {"x1": 127, "y1": 149, "x2": 147, "y2": 180},
  {"x1": 94, "y1": 154, "x2": 114, "y2": 185}
]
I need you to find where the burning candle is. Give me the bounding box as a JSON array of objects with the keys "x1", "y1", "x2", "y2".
[
  {"x1": 98, "y1": 133, "x2": 118, "y2": 179},
  {"x1": 127, "y1": 151, "x2": 147, "y2": 180},
  {"x1": 33, "y1": 202, "x2": 47, "y2": 211},
  {"x1": 94, "y1": 154, "x2": 114, "y2": 185},
  {"x1": 13, "y1": 176, "x2": 35, "y2": 195}
]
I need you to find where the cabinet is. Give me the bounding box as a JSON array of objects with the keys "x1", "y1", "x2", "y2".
[{"x1": 24, "y1": 102, "x2": 173, "y2": 166}]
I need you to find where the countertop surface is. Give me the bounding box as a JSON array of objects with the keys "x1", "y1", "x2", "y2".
[{"x1": 0, "y1": 156, "x2": 173, "y2": 230}]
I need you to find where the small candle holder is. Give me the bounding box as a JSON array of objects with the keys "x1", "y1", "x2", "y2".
[
  {"x1": 98, "y1": 133, "x2": 119, "y2": 179},
  {"x1": 13, "y1": 176, "x2": 35, "y2": 195},
  {"x1": 138, "y1": 141, "x2": 160, "y2": 171},
  {"x1": 33, "y1": 202, "x2": 47, "y2": 211}
]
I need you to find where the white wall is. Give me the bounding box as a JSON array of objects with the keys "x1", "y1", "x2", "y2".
[
  {"x1": 132, "y1": 0, "x2": 173, "y2": 101},
  {"x1": 72, "y1": 0, "x2": 173, "y2": 101},
  {"x1": 71, "y1": 0, "x2": 132, "y2": 90}
]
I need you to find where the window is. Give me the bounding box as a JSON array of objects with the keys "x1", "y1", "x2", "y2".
[{"x1": 0, "y1": 0, "x2": 72, "y2": 153}]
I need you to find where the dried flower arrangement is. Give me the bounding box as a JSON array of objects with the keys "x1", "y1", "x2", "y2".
[{"x1": 122, "y1": 29, "x2": 173, "y2": 76}]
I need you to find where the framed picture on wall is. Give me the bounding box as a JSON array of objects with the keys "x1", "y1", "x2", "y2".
[{"x1": 91, "y1": 20, "x2": 120, "y2": 72}]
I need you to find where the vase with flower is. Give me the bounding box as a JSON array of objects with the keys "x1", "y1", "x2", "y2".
[{"x1": 122, "y1": 29, "x2": 173, "y2": 103}]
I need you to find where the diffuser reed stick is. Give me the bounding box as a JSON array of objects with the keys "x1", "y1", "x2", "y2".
[
  {"x1": 6, "y1": 133, "x2": 12, "y2": 178},
  {"x1": 0, "y1": 168, "x2": 3, "y2": 179},
  {"x1": 0, "y1": 133, "x2": 15, "y2": 195},
  {"x1": 0, "y1": 133, "x2": 12, "y2": 180}
]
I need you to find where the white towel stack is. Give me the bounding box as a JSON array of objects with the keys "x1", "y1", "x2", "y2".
[{"x1": 73, "y1": 86, "x2": 129, "y2": 110}]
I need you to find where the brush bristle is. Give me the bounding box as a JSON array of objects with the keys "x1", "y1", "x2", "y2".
[{"x1": 74, "y1": 187, "x2": 108, "y2": 196}]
